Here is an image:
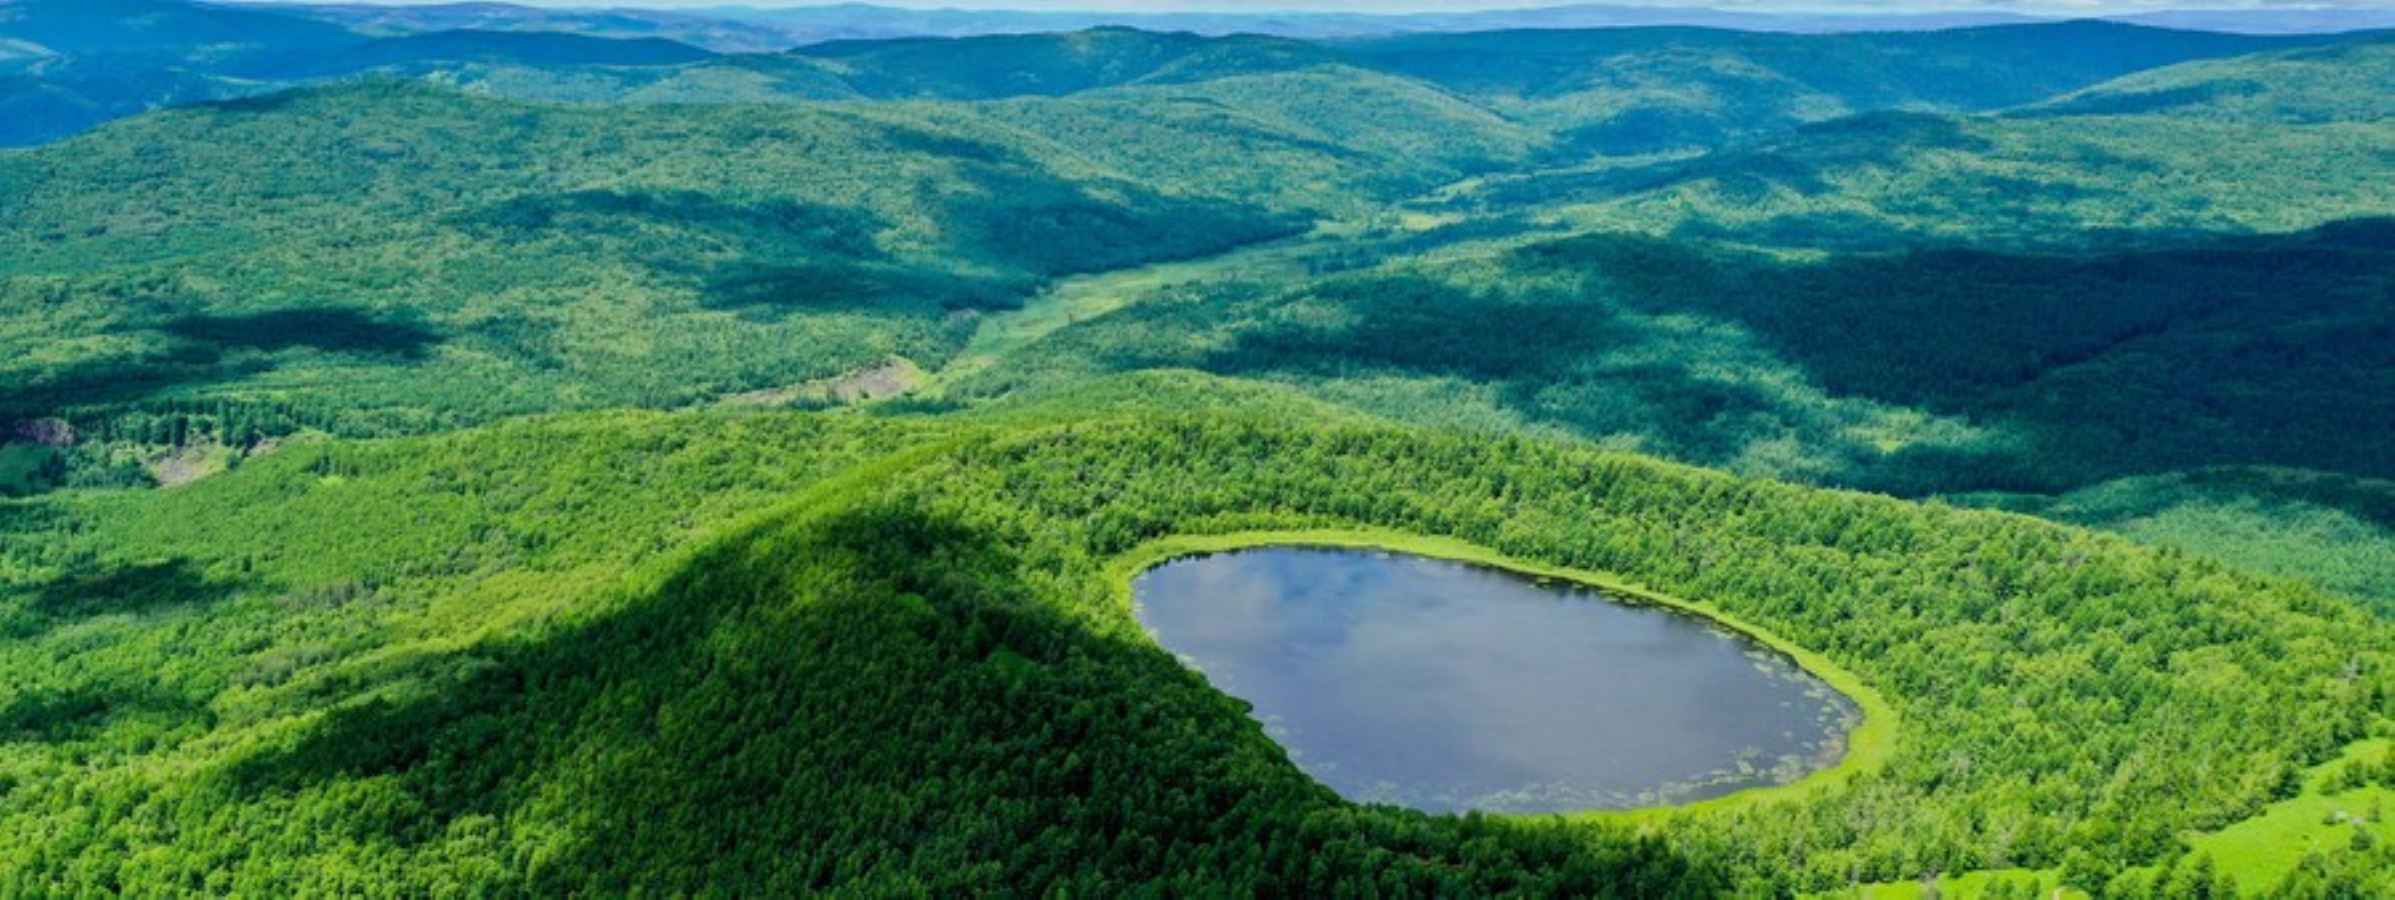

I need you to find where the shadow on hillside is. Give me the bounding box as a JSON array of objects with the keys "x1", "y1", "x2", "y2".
[
  {"x1": 697, "y1": 261, "x2": 1028, "y2": 319},
  {"x1": 26, "y1": 557, "x2": 248, "y2": 622},
  {"x1": 1468, "y1": 111, "x2": 2001, "y2": 211},
  {"x1": 452, "y1": 189, "x2": 885, "y2": 261},
  {"x1": 0, "y1": 307, "x2": 445, "y2": 419},
  {"x1": 1172, "y1": 219, "x2": 2391, "y2": 495},
  {"x1": 931, "y1": 163, "x2": 1308, "y2": 280},
  {"x1": 212, "y1": 502, "x2": 1290, "y2": 887},
  {"x1": 205, "y1": 495, "x2": 1703, "y2": 892},
  {"x1": 0, "y1": 680, "x2": 214, "y2": 745},
  {"x1": 162, "y1": 308, "x2": 442, "y2": 358},
  {"x1": 1534, "y1": 220, "x2": 2394, "y2": 489},
  {"x1": 1184, "y1": 275, "x2": 1833, "y2": 468},
  {"x1": 2176, "y1": 468, "x2": 2395, "y2": 534},
  {"x1": 0, "y1": 501, "x2": 59, "y2": 536}
]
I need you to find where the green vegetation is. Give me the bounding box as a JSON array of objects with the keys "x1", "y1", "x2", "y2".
[
  {"x1": 1338, "y1": 22, "x2": 2349, "y2": 157},
  {"x1": 2172, "y1": 738, "x2": 2392, "y2": 896},
  {"x1": 0, "y1": 79, "x2": 1336, "y2": 477},
  {"x1": 790, "y1": 28, "x2": 1336, "y2": 99},
  {"x1": 0, "y1": 384, "x2": 2385, "y2": 892},
  {"x1": 1511, "y1": 113, "x2": 2394, "y2": 249},
  {"x1": 1842, "y1": 736, "x2": 2393, "y2": 898},
  {"x1": 1968, "y1": 469, "x2": 2395, "y2": 615},
  {"x1": 3, "y1": 6, "x2": 2392, "y2": 893},
  {"x1": 2024, "y1": 36, "x2": 2395, "y2": 124},
  {"x1": 962, "y1": 223, "x2": 2393, "y2": 496}
]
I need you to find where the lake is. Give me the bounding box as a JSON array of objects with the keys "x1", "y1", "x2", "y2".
[{"x1": 1132, "y1": 546, "x2": 1861, "y2": 814}]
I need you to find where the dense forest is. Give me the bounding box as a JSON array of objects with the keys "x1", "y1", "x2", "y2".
[
  {"x1": 0, "y1": 383, "x2": 2386, "y2": 893},
  {"x1": 1, "y1": 2, "x2": 2389, "y2": 895}
]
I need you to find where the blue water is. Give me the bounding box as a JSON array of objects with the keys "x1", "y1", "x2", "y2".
[{"x1": 1133, "y1": 546, "x2": 1860, "y2": 814}]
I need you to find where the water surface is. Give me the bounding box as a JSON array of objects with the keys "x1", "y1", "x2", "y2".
[{"x1": 1133, "y1": 546, "x2": 1859, "y2": 813}]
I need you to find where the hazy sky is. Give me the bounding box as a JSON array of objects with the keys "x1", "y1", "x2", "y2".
[{"x1": 230, "y1": 0, "x2": 2393, "y2": 13}]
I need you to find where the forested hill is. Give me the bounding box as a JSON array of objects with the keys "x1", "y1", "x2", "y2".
[
  {"x1": 0, "y1": 78, "x2": 1360, "y2": 439},
  {"x1": 4, "y1": 13, "x2": 2388, "y2": 574},
  {"x1": 257, "y1": 0, "x2": 2395, "y2": 45},
  {"x1": 2019, "y1": 34, "x2": 2395, "y2": 123},
  {"x1": 0, "y1": 386, "x2": 2386, "y2": 893},
  {"x1": 0, "y1": 63, "x2": 1555, "y2": 448},
  {"x1": 930, "y1": 38, "x2": 2395, "y2": 612},
  {"x1": 0, "y1": 0, "x2": 355, "y2": 57},
  {"x1": 789, "y1": 27, "x2": 1339, "y2": 98},
  {"x1": 1328, "y1": 21, "x2": 2358, "y2": 152},
  {"x1": 1, "y1": 3, "x2": 2392, "y2": 896},
  {"x1": 1464, "y1": 30, "x2": 2395, "y2": 250},
  {"x1": 0, "y1": 0, "x2": 2374, "y2": 146},
  {"x1": 225, "y1": 29, "x2": 718, "y2": 80}
]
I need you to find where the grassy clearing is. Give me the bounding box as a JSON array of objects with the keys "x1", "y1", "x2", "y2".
[
  {"x1": 1829, "y1": 868, "x2": 2086, "y2": 900},
  {"x1": 1834, "y1": 736, "x2": 2392, "y2": 898},
  {"x1": 1105, "y1": 526, "x2": 1901, "y2": 825},
  {"x1": 2181, "y1": 737, "x2": 2391, "y2": 892}
]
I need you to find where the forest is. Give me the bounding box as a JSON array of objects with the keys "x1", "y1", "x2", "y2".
[
  {"x1": 0, "y1": 383, "x2": 2387, "y2": 893},
  {"x1": 0, "y1": 1, "x2": 2389, "y2": 895}
]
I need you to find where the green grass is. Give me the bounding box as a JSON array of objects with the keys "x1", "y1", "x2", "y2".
[
  {"x1": 2, "y1": 392, "x2": 2388, "y2": 892},
  {"x1": 2182, "y1": 738, "x2": 2392, "y2": 892},
  {"x1": 1835, "y1": 735, "x2": 2393, "y2": 897},
  {"x1": 2, "y1": 20, "x2": 2391, "y2": 894},
  {"x1": 1829, "y1": 869, "x2": 2085, "y2": 900}
]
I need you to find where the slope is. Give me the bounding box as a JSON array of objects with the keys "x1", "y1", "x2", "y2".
[
  {"x1": 225, "y1": 29, "x2": 719, "y2": 80},
  {"x1": 1335, "y1": 21, "x2": 2356, "y2": 155},
  {"x1": 2020, "y1": 34, "x2": 2395, "y2": 123},
  {"x1": 0, "y1": 0, "x2": 356, "y2": 58},
  {"x1": 0, "y1": 81, "x2": 1303, "y2": 473},
  {"x1": 269, "y1": 1, "x2": 801, "y2": 53},
  {"x1": 789, "y1": 26, "x2": 1337, "y2": 99},
  {"x1": 0, "y1": 387, "x2": 2383, "y2": 892}
]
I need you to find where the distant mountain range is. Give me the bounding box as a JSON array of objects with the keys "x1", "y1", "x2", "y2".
[
  {"x1": 0, "y1": 7, "x2": 2389, "y2": 891},
  {"x1": 231, "y1": 2, "x2": 2395, "y2": 52},
  {"x1": 5, "y1": 0, "x2": 2375, "y2": 148}
]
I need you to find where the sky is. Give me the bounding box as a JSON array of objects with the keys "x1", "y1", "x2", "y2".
[{"x1": 228, "y1": 0, "x2": 2395, "y2": 12}]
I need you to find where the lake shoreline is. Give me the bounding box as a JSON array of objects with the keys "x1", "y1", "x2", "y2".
[{"x1": 1108, "y1": 526, "x2": 1902, "y2": 825}]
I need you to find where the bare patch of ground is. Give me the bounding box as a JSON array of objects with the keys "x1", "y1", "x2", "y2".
[
  {"x1": 145, "y1": 438, "x2": 284, "y2": 489},
  {"x1": 724, "y1": 357, "x2": 924, "y2": 408}
]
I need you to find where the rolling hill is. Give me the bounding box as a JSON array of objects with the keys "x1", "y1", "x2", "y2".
[
  {"x1": 0, "y1": 80, "x2": 1313, "y2": 447},
  {"x1": 933, "y1": 41, "x2": 2394, "y2": 613},
  {"x1": 362, "y1": 1, "x2": 2395, "y2": 42},
  {"x1": 265, "y1": 0, "x2": 802, "y2": 53},
  {"x1": 4, "y1": 5, "x2": 2373, "y2": 151},
  {"x1": 953, "y1": 221, "x2": 2395, "y2": 500},
  {"x1": 0, "y1": 8, "x2": 2390, "y2": 895},
  {"x1": 0, "y1": 0, "x2": 356, "y2": 58},
  {"x1": 0, "y1": 0, "x2": 362, "y2": 145},
  {"x1": 0, "y1": 56, "x2": 1569, "y2": 472},
  {"x1": 0, "y1": 383, "x2": 2383, "y2": 892},
  {"x1": 224, "y1": 29, "x2": 718, "y2": 80},
  {"x1": 791, "y1": 27, "x2": 1338, "y2": 100},
  {"x1": 1334, "y1": 21, "x2": 2357, "y2": 155},
  {"x1": 2020, "y1": 34, "x2": 2395, "y2": 123},
  {"x1": 1462, "y1": 33, "x2": 2395, "y2": 251}
]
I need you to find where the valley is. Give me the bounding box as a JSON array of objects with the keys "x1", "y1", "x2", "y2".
[{"x1": 0, "y1": 1, "x2": 2388, "y2": 895}]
